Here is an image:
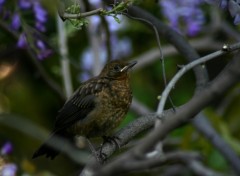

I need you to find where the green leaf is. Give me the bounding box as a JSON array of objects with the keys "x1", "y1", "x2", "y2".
[
  {"x1": 113, "y1": 15, "x2": 121, "y2": 23},
  {"x1": 68, "y1": 18, "x2": 89, "y2": 29},
  {"x1": 65, "y1": 4, "x2": 81, "y2": 14}
]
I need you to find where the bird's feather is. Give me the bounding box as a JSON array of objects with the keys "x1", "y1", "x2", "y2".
[{"x1": 53, "y1": 79, "x2": 108, "y2": 132}]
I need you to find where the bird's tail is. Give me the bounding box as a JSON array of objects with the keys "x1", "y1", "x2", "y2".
[{"x1": 32, "y1": 131, "x2": 70, "y2": 159}]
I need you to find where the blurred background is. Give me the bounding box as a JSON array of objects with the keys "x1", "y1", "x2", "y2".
[{"x1": 0, "y1": 0, "x2": 240, "y2": 175}]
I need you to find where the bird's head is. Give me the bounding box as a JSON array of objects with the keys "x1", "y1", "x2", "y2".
[{"x1": 100, "y1": 60, "x2": 137, "y2": 79}]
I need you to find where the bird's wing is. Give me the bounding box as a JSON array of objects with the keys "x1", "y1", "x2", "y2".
[{"x1": 53, "y1": 79, "x2": 107, "y2": 132}]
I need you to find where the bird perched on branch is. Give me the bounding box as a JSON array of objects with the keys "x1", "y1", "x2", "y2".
[{"x1": 32, "y1": 60, "x2": 137, "y2": 159}]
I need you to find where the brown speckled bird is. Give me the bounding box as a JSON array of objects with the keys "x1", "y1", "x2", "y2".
[{"x1": 32, "y1": 60, "x2": 137, "y2": 159}]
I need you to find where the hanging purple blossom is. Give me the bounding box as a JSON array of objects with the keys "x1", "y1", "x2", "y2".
[
  {"x1": 0, "y1": 0, "x2": 5, "y2": 5},
  {"x1": 228, "y1": 0, "x2": 240, "y2": 24},
  {"x1": 33, "y1": 2, "x2": 47, "y2": 23},
  {"x1": 160, "y1": 0, "x2": 205, "y2": 36},
  {"x1": 18, "y1": 0, "x2": 31, "y2": 10},
  {"x1": 0, "y1": 0, "x2": 5, "y2": 13},
  {"x1": 220, "y1": 0, "x2": 228, "y2": 9},
  {"x1": 11, "y1": 13, "x2": 21, "y2": 30},
  {"x1": 35, "y1": 20, "x2": 46, "y2": 32},
  {"x1": 32, "y1": 2, "x2": 47, "y2": 32},
  {"x1": 0, "y1": 0, "x2": 51, "y2": 60},
  {"x1": 1, "y1": 164, "x2": 17, "y2": 176},
  {"x1": 1, "y1": 142, "x2": 13, "y2": 155},
  {"x1": 17, "y1": 33, "x2": 27, "y2": 48},
  {"x1": 206, "y1": 0, "x2": 240, "y2": 25},
  {"x1": 36, "y1": 39, "x2": 52, "y2": 60},
  {"x1": 234, "y1": 14, "x2": 240, "y2": 24}
]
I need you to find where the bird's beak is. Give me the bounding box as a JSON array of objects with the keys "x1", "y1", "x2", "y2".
[{"x1": 120, "y1": 61, "x2": 137, "y2": 72}]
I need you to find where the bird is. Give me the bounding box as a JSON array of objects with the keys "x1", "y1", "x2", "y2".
[{"x1": 32, "y1": 59, "x2": 137, "y2": 159}]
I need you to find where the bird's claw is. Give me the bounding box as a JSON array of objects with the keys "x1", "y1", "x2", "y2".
[
  {"x1": 102, "y1": 135, "x2": 121, "y2": 149},
  {"x1": 96, "y1": 136, "x2": 121, "y2": 162}
]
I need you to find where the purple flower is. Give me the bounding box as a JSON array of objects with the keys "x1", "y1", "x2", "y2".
[
  {"x1": 35, "y1": 21, "x2": 46, "y2": 32},
  {"x1": 1, "y1": 142, "x2": 13, "y2": 155},
  {"x1": 18, "y1": 0, "x2": 32, "y2": 9},
  {"x1": 206, "y1": 0, "x2": 240, "y2": 25},
  {"x1": 220, "y1": 0, "x2": 228, "y2": 9},
  {"x1": 37, "y1": 49, "x2": 52, "y2": 60},
  {"x1": 33, "y1": 2, "x2": 47, "y2": 23},
  {"x1": 160, "y1": 0, "x2": 205, "y2": 36},
  {"x1": 32, "y1": 2, "x2": 47, "y2": 32},
  {"x1": 228, "y1": 0, "x2": 240, "y2": 24},
  {"x1": 160, "y1": 1, "x2": 179, "y2": 29},
  {"x1": 17, "y1": 33, "x2": 27, "y2": 48},
  {"x1": 234, "y1": 14, "x2": 240, "y2": 24},
  {"x1": 0, "y1": 0, "x2": 5, "y2": 5},
  {"x1": 0, "y1": 0, "x2": 5, "y2": 13},
  {"x1": 1, "y1": 164, "x2": 17, "y2": 176},
  {"x1": 80, "y1": 72, "x2": 91, "y2": 81},
  {"x1": 11, "y1": 13, "x2": 21, "y2": 30},
  {"x1": 112, "y1": 37, "x2": 132, "y2": 59},
  {"x1": 36, "y1": 39, "x2": 46, "y2": 49},
  {"x1": 82, "y1": 50, "x2": 95, "y2": 70},
  {"x1": 36, "y1": 40, "x2": 52, "y2": 60}
]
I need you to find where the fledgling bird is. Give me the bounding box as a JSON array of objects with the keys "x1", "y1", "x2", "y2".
[{"x1": 32, "y1": 60, "x2": 137, "y2": 159}]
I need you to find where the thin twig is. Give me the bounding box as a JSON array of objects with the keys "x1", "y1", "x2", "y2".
[
  {"x1": 62, "y1": 8, "x2": 103, "y2": 19},
  {"x1": 123, "y1": 12, "x2": 175, "y2": 127},
  {"x1": 132, "y1": 37, "x2": 222, "y2": 71},
  {"x1": 156, "y1": 42, "x2": 240, "y2": 120}
]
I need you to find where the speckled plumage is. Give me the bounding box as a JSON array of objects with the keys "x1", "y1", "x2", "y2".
[{"x1": 32, "y1": 60, "x2": 136, "y2": 159}]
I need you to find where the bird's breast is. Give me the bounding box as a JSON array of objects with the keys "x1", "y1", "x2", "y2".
[{"x1": 71, "y1": 79, "x2": 132, "y2": 137}]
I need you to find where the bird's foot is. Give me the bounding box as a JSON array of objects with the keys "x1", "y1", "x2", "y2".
[
  {"x1": 86, "y1": 138, "x2": 106, "y2": 164},
  {"x1": 97, "y1": 152, "x2": 108, "y2": 164},
  {"x1": 95, "y1": 136, "x2": 121, "y2": 163}
]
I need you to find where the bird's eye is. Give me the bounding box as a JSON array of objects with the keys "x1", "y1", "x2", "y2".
[{"x1": 113, "y1": 64, "x2": 121, "y2": 71}]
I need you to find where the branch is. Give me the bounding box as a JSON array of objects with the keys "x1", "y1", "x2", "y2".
[
  {"x1": 135, "y1": 52, "x2": 240, "y2": 160},
  {"x1": 95, "y1": 151, "x2": 227, "y2": 176},
  {"x1": 98, "y1": 151, "x2": 203, "y2": 176},
  {"x1": 132, "y1": 98, "x2": 240, "y2": 175},
  {"x1": 156, "y1": 42, "x2": 240, "y2": 121},
  {"x1": 61, "y1": 8, "x2": 103, "y2": 20},
  {"x1": 132, "y1": 37, "x2": 223, "y2": 71},
  {"x1": 192, "y1": 113, "x2": 240, "y2": 175},
  {"x1": 186, "y1": 159, "x2": 227, "y2": 176}
]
